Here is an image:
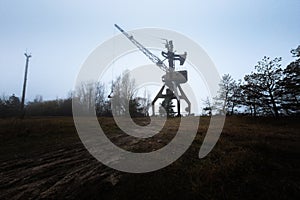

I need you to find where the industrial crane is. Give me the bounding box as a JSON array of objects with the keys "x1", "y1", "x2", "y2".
[{"x1": 114, "y1": 24, "x2": 191, "y2": 116}]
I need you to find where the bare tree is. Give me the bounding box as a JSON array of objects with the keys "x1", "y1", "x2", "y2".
[
  {"x1": 74, "y1": 81, "x2": 106, "y2": 115},
  {"x1": 95, "y1": 82, "x2": 106, "y2": 116},
  {"x1": 111, "y1": 70, "x2": 137, "y2": 116},
  {"x1": 213, "y1": 74, "x2": 236, "y2": 115},
  {"x1": 202, "y1": 97, "x2": 212, "y2": 116}
]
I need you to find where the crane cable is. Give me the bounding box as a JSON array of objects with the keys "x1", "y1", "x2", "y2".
[{"x1": 108, "y1": 27, "x2": 116, "y2": 98}]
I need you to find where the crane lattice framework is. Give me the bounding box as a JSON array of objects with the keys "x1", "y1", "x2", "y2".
[{"x1": 114, "y1": 24, "x2": 191, "y2": 116}]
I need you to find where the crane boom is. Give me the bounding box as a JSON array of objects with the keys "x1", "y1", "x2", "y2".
[{"x1": 114, "y1": 24, "x2": 169, "y2": 72}]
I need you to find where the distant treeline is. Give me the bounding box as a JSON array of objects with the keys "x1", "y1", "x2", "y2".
[
  {"x1": 0, "y1": 71, "x2": 150, "y2": 118},
  {"x1": 206, "y1": 45, "x2": 300, "y2": 117},
  {"x1": 0, "y1": 94, "x2": 72, "y2": 117},
  {"x1": 0, "y1": 45, "x2": 299, "y2": 118}
]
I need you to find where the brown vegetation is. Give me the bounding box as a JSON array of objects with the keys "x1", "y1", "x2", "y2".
[{"x1": 0, "y1": 116, "x2": 299, "y2": 199}]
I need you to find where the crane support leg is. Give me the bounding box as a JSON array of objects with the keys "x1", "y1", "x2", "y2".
[
  {"x1": 152, "y1": 84, "x2": 191, "y2": 116},
  {"x1": 178, "y1": 85, "x2": 191, "y2": 115},
  {"x1": 151, "y1": 85, "x2": 165, "y2": 116},
  {"x1": 177, "y1": 99, "x2": 181, "y2": 117}
]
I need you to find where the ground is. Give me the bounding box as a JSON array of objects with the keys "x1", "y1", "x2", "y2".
[{"x1": 0, "y1": 116, "x2": 299, "y2": 199}]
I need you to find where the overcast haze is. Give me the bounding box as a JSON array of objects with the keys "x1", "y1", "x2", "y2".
[{"x1": 0, "y1": 0, "x2": 299, "y2": 101}]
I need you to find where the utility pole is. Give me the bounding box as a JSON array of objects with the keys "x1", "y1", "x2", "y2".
[{"x1": 20, "y1": 52, "x2": 32, "y2": 119}]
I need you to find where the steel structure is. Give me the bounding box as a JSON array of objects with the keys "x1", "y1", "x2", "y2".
[{"x1": 114, "y1": 24, "x2": 191, "y2": 116}]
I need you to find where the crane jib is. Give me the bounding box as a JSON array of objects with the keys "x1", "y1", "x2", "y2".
[{"x1": 114, "y1": 24, "x2": 169, "y2": 72}]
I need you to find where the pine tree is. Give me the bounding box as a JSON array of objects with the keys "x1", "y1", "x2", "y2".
[
  {"x1": 213, "y1": 74, "x2": 240, "y2": 115},
  {"x1": 241, "y1": 57, "x2": 282, "y2": 117},
  {"x1": 278, "y1": 45, "x2": 300, "y2": 115}
]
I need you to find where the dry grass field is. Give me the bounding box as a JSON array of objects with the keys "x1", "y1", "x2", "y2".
[{"x1": 0, "y1": 116, "x2": 299, "y2": 199}]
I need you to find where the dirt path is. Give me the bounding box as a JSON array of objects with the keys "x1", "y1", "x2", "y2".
[
  {"x1": 0, "y1": 124, "x2": 172, "y2": 200},
  {"x1": 0, "y1": 142, "x2": 122, "y2": 199}
]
